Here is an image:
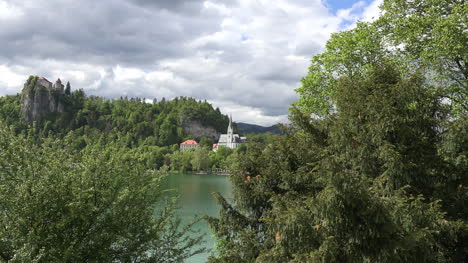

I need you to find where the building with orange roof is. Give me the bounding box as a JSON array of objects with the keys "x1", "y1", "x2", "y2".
[
  {"x1": 180, "y1": 139, "x2": 199, "y2": 152},
  {"x1": 36, "y1": 76, "x2": 64, "y2": 93},
  {"x1": 37, "y1": 76, "x2": 52, "y2": 89}
]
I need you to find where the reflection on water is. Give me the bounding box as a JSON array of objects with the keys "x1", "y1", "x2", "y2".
[{"x1": 160, "y1": 174, "x2": 233, "y2": 263}]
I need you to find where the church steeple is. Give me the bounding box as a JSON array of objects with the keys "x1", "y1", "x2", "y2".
[
  {"x1": 227, "y1": 114, "x2": 233, "y2": 135},
  {"x1": 214, "y1": 114, "x2": 246, "y2": 151}
]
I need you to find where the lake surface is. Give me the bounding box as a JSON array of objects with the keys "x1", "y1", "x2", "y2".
[{"x1": 160, "y1": 173, "x2": 233, "y2": 263}]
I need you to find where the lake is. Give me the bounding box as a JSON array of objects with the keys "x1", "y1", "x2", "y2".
[{"x1": 160, "y1": 173, "x2": 233, "y2": 263}]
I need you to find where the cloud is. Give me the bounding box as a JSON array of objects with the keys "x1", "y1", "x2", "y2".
[
  {"x1": 0, "y1": 0, "x2": 382, "y2": 126},
  {"x1": 361, "y1": 0, "x2": 383, "y2": 22}
]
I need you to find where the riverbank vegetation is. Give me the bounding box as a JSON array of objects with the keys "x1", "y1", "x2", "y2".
[
  {"x1": 0, "y1": 89, "x2": 279, "y2": 173},
  {"x1": 209, "y1": 0, "x2": 467, "y2": 262},
  {"x1": 0, "y1": 125, "x2": 205, "y2": 262},
  {"x1": 0, "y1": 85, "x2": 280, "y2": 261},
  {"x1": 169, "y1": 133, "x2": 279, "y2": 173}
]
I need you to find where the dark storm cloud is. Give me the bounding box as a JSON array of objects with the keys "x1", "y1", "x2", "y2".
[
  {"x1": 0, "y1": 0, "x2": 381, "y2": 125},
  {"x1": 130, "y1": 0, "x2": 237, "y2": 13},
  {"x1": 130, "y1": 0, "x2": 205, "y2": 13},
  {"x1": 0, "y1": 0, "x2": 222, "y2": 66}
]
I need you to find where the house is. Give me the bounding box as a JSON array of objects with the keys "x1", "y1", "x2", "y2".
[
  {"x1": 214, "y1": 115, "x2": 246, "y2": 151},
  {"x1": 180, "y1": 139, "x2": 199, "y2": 152}
]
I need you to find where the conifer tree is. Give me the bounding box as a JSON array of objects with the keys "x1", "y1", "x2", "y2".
[
  {"x1": 209, "y1": 0, "x2": 468, "y2": 260},
  {"x1": 65, "y1": 81, "x2": 71, "y2": 95}
]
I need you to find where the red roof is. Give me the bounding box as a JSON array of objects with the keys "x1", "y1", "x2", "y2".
[
  {"x1": 39, "y1": 76, "x2": 51, "y2": 83},
  {"x1": 181, "y1": 140, "x2": 198, "y2": 145}
]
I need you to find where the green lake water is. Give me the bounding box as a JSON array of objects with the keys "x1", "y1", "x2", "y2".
[{"x1": 160, "y1": 173, "x2": 233, "y2": 263}]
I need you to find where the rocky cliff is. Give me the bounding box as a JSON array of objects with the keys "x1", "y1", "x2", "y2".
[
  {"x1": 21, "y1": 76, "x2": 66, "y2": 123},
  {"x1": 182, "y1": 120, "x2": 220, "y2": 141}
]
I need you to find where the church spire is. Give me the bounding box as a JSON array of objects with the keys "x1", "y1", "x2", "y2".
[{"x1": 227, "y1": 114, "x2": 233, "y2": 135}]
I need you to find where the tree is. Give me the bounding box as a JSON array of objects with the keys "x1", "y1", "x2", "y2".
[
  {"x1": 170, "y1": 150, "x2": 194, "y2": 172},
  {"x1": 159, "y1": 114, "x2": 179, "y2": 146},
  {"x1": 65, "y1": 81, "x2": 71, "y2": 95},
  {"x1": 294, "y1": 22, "x2": 389, "y2": 116},
  {"x1": 210, "y1": 146, "x2": 233, "y2": 168},
  {"x1": 295, "y1": 0, "x2": 467, "y2": 117},
  {"x1": 209, "y1": 63, "x2": 467, "y2": 262},
  {"x1": 0, "y1": 125, "x2": 204, "y2": 262},
  {"x1": 191, "y1": 148, "x2": 211, "y2": 171},
  {"x1": 379, "y1": 0, "x2": 467, "y2": 113},
  {"x1": 207, "y1": 5, "x2": 468, "y2": 251},
  {"x1": 199, "y1": 137, "x2": 214, "y2": 150}
]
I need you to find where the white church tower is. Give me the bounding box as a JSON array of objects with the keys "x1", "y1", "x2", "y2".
[
  {"x1": 213, "y1": 114, "x2": 247, "y2": 151},
  {"x1": 226, "y1": 114, "x2": 234, "y2": 149}
]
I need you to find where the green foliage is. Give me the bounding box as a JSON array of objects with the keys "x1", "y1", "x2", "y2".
[
  {"x1": 0, "y1": 95, "x2": 27, "y2": 132},
  {"x1": 170, "y1": 150, "x2": 195, "y2": 173},
  {"x1": 191, "y1": 148, "x2": 211, "y2": 171},
  {"x1": 26, "y1": 75, "x2": 39, "y2": 86},
  {"x1": 295, "y1": 0, "x2": 467, "y2": 116},
  {"x1": 379, "y1": 0, "x2": 467, "y2": 113},
  {"x1": 210, "y1": 146, "x2": 234, "y2": 169},
  {"x1": 209, "y1": 63, "x2": 468, "y2": 262},
  {"x1": 246, "y1": 132, "x2": 281, "y2": 146},
  {"x1": 0, "y1": 89, "x2": 229, "y2": 148},
  {"x1": 65, "y1": 81, "x2": 71, "y2": 95},
  {"x1": 0, "y1": 125, "x2": 205, "y2": 262},
  {"x1": 199, "y1": 137, "x2": 214, "y2": 150},
  {"x1": 294, "y1": 23, "x2": 390, "y2": 116}
]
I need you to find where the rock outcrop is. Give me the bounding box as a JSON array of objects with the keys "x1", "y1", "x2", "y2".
[
  {"x1": 21, "y1": 76, "x2": 66, "y2": 123},
  {"x1": 182, "y1": 120, "x2": 220, "y2": 141}
]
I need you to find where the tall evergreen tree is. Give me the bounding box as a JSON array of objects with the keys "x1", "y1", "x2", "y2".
[
  {"x1": 65, "y1": 81, "x2": 71, "y2": 95},
  {"x1": 209, "y1": 63, "x2": 467, "y2": 263}
]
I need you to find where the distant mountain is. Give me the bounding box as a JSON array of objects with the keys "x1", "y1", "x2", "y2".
[{"x1": 235, "y1": 122, "x2": 281, "y2": 135}]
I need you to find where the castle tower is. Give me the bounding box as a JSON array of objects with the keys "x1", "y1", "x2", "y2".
[{"x1": 52, "y1": 78, "x2": 64, "y2": 93}]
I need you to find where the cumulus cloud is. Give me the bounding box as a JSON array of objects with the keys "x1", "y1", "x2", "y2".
[{"x1": 0, "y1": 0, "x2": 382, "y2": 126}]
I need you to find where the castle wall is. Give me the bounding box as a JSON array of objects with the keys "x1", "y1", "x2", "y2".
[
  {"x1": 53, "y1": 82, "x2": 64, "y2": 93},
  {"x1": 37, "y1": 79, "x2": 52, "y2": 89}
]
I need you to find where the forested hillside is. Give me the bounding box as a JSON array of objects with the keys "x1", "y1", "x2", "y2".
[
  {"x1": 0, "y1": 78, "x2": 229, "y2": 148},
  {"x1": 235, "y1": 122, "x2": 281, "y2": 135}
]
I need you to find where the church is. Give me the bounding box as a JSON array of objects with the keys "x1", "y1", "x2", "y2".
[{"x1": 213, "y1": 115, "x2": 246, "y2": 151}]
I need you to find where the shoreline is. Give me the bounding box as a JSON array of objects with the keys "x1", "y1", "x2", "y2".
[{"x1": 168, "y1": 171, "x2": 230, "y2": 176}]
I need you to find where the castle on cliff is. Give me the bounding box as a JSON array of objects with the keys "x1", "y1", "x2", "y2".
[
  {"x1": 37, "y1": 77, "x2": 64, "y2": 93},
  {"x1": 21, "y1": 76, "x2": 67, "y2": 123}
]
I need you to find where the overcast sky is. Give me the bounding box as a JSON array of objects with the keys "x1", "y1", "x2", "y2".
[{"x1": 0, "y1": 0, "x2": 382, "y2": 126}]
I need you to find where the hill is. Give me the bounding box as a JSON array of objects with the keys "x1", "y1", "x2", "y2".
[
  {"x1": 0, "y1": 76, "x2": 230, "y2": 148},
  {"x1": 235, "y1": 122, "x2": 281, "y2": 134}
]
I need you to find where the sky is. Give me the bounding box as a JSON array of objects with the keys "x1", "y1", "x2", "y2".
[{"x1": 0, "y1": 0, "x2": 382, "y2": 126}]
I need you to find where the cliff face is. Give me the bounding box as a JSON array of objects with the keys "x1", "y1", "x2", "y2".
[
  {"x1": 182, "y1": 120, "x2": 220, "y2": 141},
  {"x1": 21, "y1": 77, "x2": 65, "y2": 123}
]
